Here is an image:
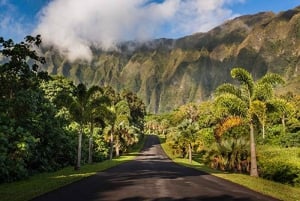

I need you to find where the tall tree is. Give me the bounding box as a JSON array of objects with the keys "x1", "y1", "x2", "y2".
[
  {"x1": 175, "y1": 103, "x2": 200, "y2": 163},
  {"x1": 214, "y1": 68, "x2": 284, "y2": 177},
  {"x1": 86, "y1": 89, "x2": 111, "y2": 164},
  {"x1": 0, "y1": 36, "x2": 76, "y2": 182},
  {"x1": 268, "y1": 98, "x2": 294, "y2": 134},
  {"x1": 121, "y1": 90, "x2": 146, "y2": 131},
  {"x1": 104, "y1": 99, "x2": 133, "y2": 159},
  {"x1": 56, "y1": 83, "x2": 104, "y2": 170},
  {"x1": 0, "y1": 35, "x2": 46, "y2": 120},
  {"x1": 177, "y1": 119, "x2": 199, "y2": 163}
]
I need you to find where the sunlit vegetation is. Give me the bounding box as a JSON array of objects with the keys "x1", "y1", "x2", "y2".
[
  {"x1": 148, "y1": 68, "x2": 300, "y2": 186},
  {"x1": 1, "y1": 34, "x2": 300, "y2": 201},
  {"x1": 159, "y1": 137, "x2": 300, "y2": 201},
  {"x1": 0, "y1": 136, "x2": 145, "y2": 201},
  {"x1": 0, "y1": 36, "x2": 146, "y2": 183}
]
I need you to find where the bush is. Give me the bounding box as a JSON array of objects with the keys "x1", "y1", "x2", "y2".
[
  {"x1": 258, "y1": 146, "x2": 300, "y2": 186},
  {"x1": 93, "y1": 134, "x2": 109, "y2": 162},
  {"x1": 203, "y1": 137, "x2": 250, "y2": 173},
  {"x1": 280, "y1": 132, "x2": 300, "y2": 147},
  {"x1": 258, "y1": 125, "x2": 300, "y2": 147}
]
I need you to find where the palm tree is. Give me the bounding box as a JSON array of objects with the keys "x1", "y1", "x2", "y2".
[
  {"x1": 177, "y1": 119, "x2": 199, "y2": 163},
  {"x1": 145, "y1": 119, "x2": 160, "y2": 134},
  {"x1": 169, "y1": 103, "x2": 201, "y2": 163},
  {"x1": 104, "y1": 99, "x2": 132, "y2": 159},
  {"x1": 250, "y1": 100, "x2": 267, "y2": 138},
  {"x1": 86, "y1": 88, "x2": 111, "y2": 164},
  {"x1": 122, "y1": 90, "x2": 146, "y2": 131},
  {"x1": 159, "y1": 119, "x2": 170, "y2": 136},
  {"x1": 57, "y1": 83, "x2": 104, "y2": 170},
  {"x1": 268, "y1": 98, "x2": 294, "y2": 134},
  {"x1": 214, "y1": 68, "x2": 284, "y2": 176}
]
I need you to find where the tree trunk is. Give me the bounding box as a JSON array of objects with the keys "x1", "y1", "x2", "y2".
[
  {"x1": 75, "y1": 127, "x2": 83, "y2": 170},
  {"x1": 115, "y1": 139, "x2": 120, "y2": 157},
  {"x1": 88, "y1": 123, "x2": 94, "y2": 164},
  {"x1": 109, "y1": 131, "x2": 114, "y2": 160},
  {"x1": 250, "y1": 122, "x2": 258, "y2": 177},
  {"x1": 282, "y1": 115, "x2": 286, "y2": 134},
  {"x1": 88, "y1": 137, "x2": 93, "y2": 164},
  {"x1": 188, "y1": 143, "x2": 192, "y2": 163},
  {"x1": 262, "y1": 123, "x2": 265, "y2": 139}
]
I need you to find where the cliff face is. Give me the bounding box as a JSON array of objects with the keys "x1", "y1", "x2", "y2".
[{"x1": 41, "y1": 6, "x2": 300, "y2": 113}]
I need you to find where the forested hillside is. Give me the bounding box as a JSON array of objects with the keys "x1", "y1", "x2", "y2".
[{"x1": 41, "y1": 6, "x2": 300, "y2": 113}]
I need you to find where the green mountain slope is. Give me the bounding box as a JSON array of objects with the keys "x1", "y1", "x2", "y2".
[{"x1": 41, "y1": 6, "x2": 300, "y2": 113}]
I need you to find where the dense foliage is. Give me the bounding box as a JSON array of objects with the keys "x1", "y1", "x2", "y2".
[
  {"x1": 148, "y1": 68, "x2": 300, "y2": 186},
  {"x1": 258, "y1": 146, "x2": 300, "y2": 186},
  {"x1": 0, "y1": 36, "x2": 145, "y2": 182}
]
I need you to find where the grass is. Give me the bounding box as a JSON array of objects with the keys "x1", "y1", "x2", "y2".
[
  {"x1": 0, "y1": 136, "x2": 146, "y2": 201},
  {"x1": 159, "y1": 136, "x2": 300, "y2": 201}
]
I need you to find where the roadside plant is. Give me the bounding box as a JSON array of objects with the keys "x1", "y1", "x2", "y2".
[{"x1": 214, "y1": 67, "x2": 284, "y2": 177}]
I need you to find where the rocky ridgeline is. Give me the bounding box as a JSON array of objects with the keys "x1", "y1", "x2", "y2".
[{"x1": 41, "y1": 6, "x2": 300, "y2": 113}]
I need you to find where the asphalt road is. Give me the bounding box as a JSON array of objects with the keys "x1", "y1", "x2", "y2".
[{"x1": 32, "y1": 135, "x2": 278, "y2": 201}]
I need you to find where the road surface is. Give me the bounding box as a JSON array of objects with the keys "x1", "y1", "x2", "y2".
[{"x1": 32, "y1": 135, "x2": 278, "y2": 201}]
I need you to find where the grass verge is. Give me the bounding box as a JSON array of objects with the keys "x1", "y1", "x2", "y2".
[
  {"x1": 159, "y1": 136, "x2": 300, "y2": 201},
  {"x1": 0, "y1": 136, "x2": 146, "y2": 201}
]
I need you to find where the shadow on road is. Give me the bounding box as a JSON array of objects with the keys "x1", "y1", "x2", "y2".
[
  {"x1": 118, "y1": 195, "x2": 254, "y2": 201},
  {"x1": 32, "y1": 135, "x2": 278, "y2": 201}
]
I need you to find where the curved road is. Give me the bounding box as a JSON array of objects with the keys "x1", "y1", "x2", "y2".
[{"x1": 32, "y1": 135, "x2": 278, "y2": 201}]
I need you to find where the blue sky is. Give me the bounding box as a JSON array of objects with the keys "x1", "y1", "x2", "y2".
[
  {"x1": 1, "y1": 0, "x2": 299, "y2": 60},
  {"x1": 229, "y1": 0, "x2": 300, "y2": 14},
  {"x1": 1, "y1": 0, "x2": 299, "y2": 41}
]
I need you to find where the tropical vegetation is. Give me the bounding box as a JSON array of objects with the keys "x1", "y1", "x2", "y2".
[
  {"x1": 0, "y1": 36, "x2": 146, "y2": 182},
  {"x1": 160, "y1": 137, "x2": 300, "y2": 201},
  {"x1": 0, "y1": 138, "x2": 146, "y2": 201},
  {"x1": 1, "y1": 31, "x2": 299, "y2": 197},
  {"x1": 148, "y1": 68, "x2": 300, "y2": 186}
]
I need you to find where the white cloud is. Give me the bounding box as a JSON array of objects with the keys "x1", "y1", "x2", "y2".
[{"x1": 34, "y1": 0, "x2": 243, "y2": 61}]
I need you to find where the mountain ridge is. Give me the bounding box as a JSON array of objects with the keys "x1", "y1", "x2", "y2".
[{"x1": 41, "y1": 6, "x2": 300, "y2": 113}]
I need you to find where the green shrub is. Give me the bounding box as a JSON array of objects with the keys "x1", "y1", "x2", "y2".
[
  {"x1": 203, "y1": 137, "x2": 250, "y2": 173},
  {"x1": 281, "y1": 132, "x2": 300, "y2": 147},
  {"x1": 258, "y1": 146, "x2": 300, "y2": 186},
  {"x1": 258, "y1": 125, "x2": 300, "y2": 147}
]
